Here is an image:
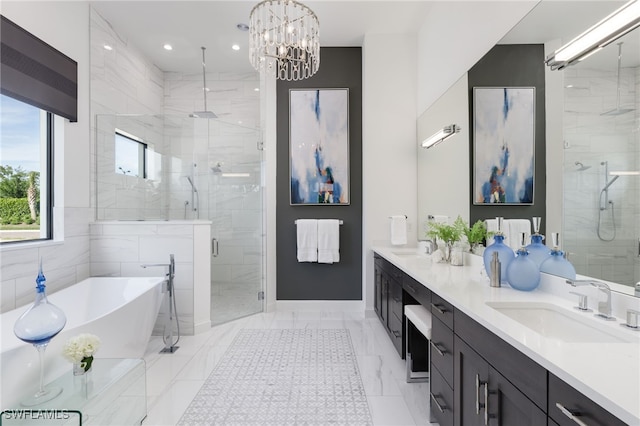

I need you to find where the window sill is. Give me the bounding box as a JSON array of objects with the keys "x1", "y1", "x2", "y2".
[{"x1": 0, "y1": 239, "x2": 64, "y2": 252}]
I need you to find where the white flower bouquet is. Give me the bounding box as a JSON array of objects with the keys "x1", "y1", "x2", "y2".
[{"x1": 63, "y1": 333, "x2": 101, "y2": 373}]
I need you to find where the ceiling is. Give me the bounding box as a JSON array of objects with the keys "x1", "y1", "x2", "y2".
[
  {"x1": 90, "y1": 1, "x2": 434, "y2": 74},
  {"x1": 90, "y1": 0, "x2": 640, "y2": 75}
]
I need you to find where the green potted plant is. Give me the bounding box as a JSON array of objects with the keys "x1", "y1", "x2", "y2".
[
  {"x1": 463, "y1": 219, "x2": 493, "y2": 254},
  {"x1": 426, "y1": 216, "x2": 466, "y2": 262}
]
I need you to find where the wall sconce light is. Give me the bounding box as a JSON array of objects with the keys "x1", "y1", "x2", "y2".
[
  {"x1": 545, "y1": 0, "x2": 640, "y2": 70},
  {"x1": 421, "y1": 124, "x2": 461, "y2": 149}
]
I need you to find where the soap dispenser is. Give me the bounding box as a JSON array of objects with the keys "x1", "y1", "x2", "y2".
[
  {"x1": 507, "y1": 233, "x2": 541, "y2": 291},
  {"x1": 539, "y1": 233, "x2": 576, "y2": 280},
  {"x1": 483, "y1": 217, "x2": 515, "y2": 285},
  {"x1": 525, "y1": 217, "x2": 549, "y2": 269}
]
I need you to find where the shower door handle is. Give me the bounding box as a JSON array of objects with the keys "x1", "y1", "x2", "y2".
[{"x1": 212, "y1": 238, "x2": 219, "y2": 257}]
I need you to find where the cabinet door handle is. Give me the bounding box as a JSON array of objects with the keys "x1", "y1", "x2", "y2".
[
  {"x1": 392, "y1": 330, "x2": 401, "y2": 338},
  {"x1": 431, "y1": 303, "x2": 446, "y2": 315},
  {"x1": 430, "y1": 341, "x2": 446, "y2": 357},
  {"x1": 484, "y1": 382, "x2": 489, "y2": 426},
  {"x1": 430, "y1": 393, "x2": 446, "y2": 413},
  {"x1": 555, "y1": 403, "x2": 590, "y2": 426},
  {"x1": 475, "y1": 374, "x2": 488, "y2": 416}
]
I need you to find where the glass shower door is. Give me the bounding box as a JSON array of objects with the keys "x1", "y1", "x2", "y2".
[{"x1": 207, "y1": 121, "x2": 264, "y2": 325}]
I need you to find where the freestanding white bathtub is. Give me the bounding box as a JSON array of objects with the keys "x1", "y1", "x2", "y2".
[{"x1": 0, "y1": 276, "x2": 164, "y2": 408}]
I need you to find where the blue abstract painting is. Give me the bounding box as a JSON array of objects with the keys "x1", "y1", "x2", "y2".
[
  {"x1": 290, "y1": 89, "x2": 349, "y2": 205},
  {"x1": 473, "y1": 87, "x2": 535, "y2": 205}
]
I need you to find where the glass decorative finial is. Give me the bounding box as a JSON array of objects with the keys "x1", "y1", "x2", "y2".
[{"x1": 13, "y1": 259, "x2": 67, "y2": 406}]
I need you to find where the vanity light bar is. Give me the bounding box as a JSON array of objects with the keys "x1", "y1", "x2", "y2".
[
  {"x1": 610, "y1": 170, "x2": 640, "y2": 176},
  {"x1": 421, "y1": 124, "x2": 461, "y2": 149},
  {"x1": 545, "y1": 0, "x2": 640, "y2": 70}
]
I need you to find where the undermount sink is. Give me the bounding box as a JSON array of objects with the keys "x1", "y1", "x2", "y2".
[{"x1": 486, "y1": 301, "x2": 636, "y2": 344}]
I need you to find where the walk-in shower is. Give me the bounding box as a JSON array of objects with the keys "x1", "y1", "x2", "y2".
[{"x1": 95, "y1": 114, "x2": 264, "y2": 326}]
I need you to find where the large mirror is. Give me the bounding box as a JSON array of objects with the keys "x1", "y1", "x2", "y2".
[{"x1": 417, "y1": 1, "x2": 640, "y2": 296}]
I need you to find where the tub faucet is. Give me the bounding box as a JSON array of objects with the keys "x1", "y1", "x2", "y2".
[
  {"x1": 142, "y1": 254, "x2": 175, "y2": 293},
  {"x1": 566, "y1": 279, "x2": 615, "y2": 320}
]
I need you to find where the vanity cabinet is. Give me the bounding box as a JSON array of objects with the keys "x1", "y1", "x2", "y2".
[
  {"x1": 372, "y1": 251, "x2": 630, "y2": 426},
  {"x1": 373, "y1": 255, "x2": 404, "y2": 358},
  {"x1": 430, "y1": 313, "x2": 455, "y2": 426}
]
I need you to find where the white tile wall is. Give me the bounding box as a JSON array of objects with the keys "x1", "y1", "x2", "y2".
[{"x1": 563, "y1": 65, "x2": 640, "y2": 286}]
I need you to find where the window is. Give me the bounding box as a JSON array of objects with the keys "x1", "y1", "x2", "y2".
[
  {"x1": 115, "y1": 130, "x2": 147, "y2": 178},
  {"x1": 0, "y1": 94, "x2": 53, "y2": 243}
]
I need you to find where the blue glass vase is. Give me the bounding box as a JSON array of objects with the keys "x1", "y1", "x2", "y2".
[
  {"x1": 539, "y1": 233, "x2": 576, "y2": 280},
  {"x1": 507, "y1": 237, "x2": 541, "y2": 291},
  {"x1": 525, "y1": 234, "x2": 549, "y2": 269},
  {"x1": 13, "y1": 262, "x2": 67, "y2": 406},
  {"x1": 483, "y1": 234, "x2": 514, "y2": 285}
]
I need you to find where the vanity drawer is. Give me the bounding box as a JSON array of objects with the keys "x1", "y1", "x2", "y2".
[
  {"x1": 388, "y1": 310, "x2": 403, "y2": 356},
  {"x1": 389, "y1": 277, "x2": 404, "y2": 321},
  {"x1": 431, "y1": 293, "x2": 454, "y2": 330},
  {"x1": 430, "y1": 366, "x2": 454, "y2": 426},
  {"x1": 403, "y1": 275, "x2": 431, "y2": 307},
  {"x1": 430, "y1": 316, "x2": 454, "y2": 388},
  {"x1": 549, "y1": 373, "x2": 626, "y2": 426}
]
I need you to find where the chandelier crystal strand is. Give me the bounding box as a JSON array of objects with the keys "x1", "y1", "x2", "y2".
[{"x1": 249, "y1": 0, "x2": 320, "y2": 81}]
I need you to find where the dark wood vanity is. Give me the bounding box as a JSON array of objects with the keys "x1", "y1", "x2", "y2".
[{"x1": 373, "y1": 252, "x2": 629, "y2": 426}]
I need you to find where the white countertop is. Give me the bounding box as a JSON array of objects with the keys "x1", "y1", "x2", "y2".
[{"x1": 373, "y1": 246, "x2": 640, "y2": 425}]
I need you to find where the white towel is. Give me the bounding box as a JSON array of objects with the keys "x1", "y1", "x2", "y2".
[
  {"x1": 390, "y1": 215, "x2": 407, "y2": 246},
  {"x1": 485, "y1": 218, "x2": 510, "y2": 249},
  {"x1": 318, "y1": 219, "x2": 340, "y2": 264},
  {"x1": 296, "y1": 219, "x2": 318, "y2": 262},
  {"x1": 508, "y1": 219, "x2": 531, "y2": 249}
]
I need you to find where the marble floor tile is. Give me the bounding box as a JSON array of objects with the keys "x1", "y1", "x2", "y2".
[{"x1": 143, "y1": 311, "x2": 433, "y2": 425}]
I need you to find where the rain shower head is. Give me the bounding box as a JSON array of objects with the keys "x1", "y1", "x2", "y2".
[
  {"x1": 574, "y1": 161, "x2": 591, "y2": 171},
  {"x1": 190, "y1": 47, "x2": 218, "y2": 119},
  {"x1": 600, "y1": 42, "x2": 635, "y2": 117}
]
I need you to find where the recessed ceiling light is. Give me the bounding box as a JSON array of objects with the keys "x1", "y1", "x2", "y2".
[
  {"x1": 254, "y1": 88, "x2": 260, "y2": 92},
  {"x1": 163, "y1": 44, "x2": 173, "y2": 51},
  {"x1": 237, "y1": 23, "x2": 249, "y2": 32},
  {"x1": 103, "y1": 44, "x2": 113, "y2": 51},
  {"x1": 232, "y1": 44, "x2": 240, "y2": 51}
]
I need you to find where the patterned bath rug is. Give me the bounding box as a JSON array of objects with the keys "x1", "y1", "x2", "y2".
[{"x1": 177, "y1": 329, "x2": 373, "y2": 425}]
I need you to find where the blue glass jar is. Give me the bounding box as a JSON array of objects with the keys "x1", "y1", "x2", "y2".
[
  {"x1": 526, "y1": 234, "x2": 549, "y2": 269},
  {"x1": 539, "y1": 233, "x2": 576, "y2": 280},
  {"x1": 507, "y1": 234, "x2": 541, "y2": 291},
  {"x1": 483, "y1": 234, "x2": 514, "y2": 285}
]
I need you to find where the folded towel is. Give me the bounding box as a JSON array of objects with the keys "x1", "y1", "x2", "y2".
[
  {"x1": 390, "y1": 215, "x2": 407, "y2": 246},
  {"x1": 318, "y1": 219, "x2": 340, "y2": 264},
  {"x1": 296, "y1": 219, "x2": 318, "y2": 262},
  {"x1": 508, "y1": 219, "x2": 531, "y2": 249}
]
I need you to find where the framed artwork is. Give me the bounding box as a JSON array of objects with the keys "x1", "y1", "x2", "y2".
[
  {"x1": 473, "y1": 87, "x2": 535, "y2": 205},
  {"x1": 289, "y1": 88, "x2": 350, "y2": 205}
]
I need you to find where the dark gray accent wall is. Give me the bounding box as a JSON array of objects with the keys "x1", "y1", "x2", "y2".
[
  {"x1": 468, "y1": 44, "x2": 547, "y2": 234},
  {"x1": 276, "y1": 47, "x2": 363, "y2": 300}
]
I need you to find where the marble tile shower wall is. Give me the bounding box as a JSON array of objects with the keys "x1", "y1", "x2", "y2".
[
  {"x1": 563, "y1": 66, "x2": 639, "y2": 285},
  {"x1": 90, "y1": 8, "x2": 165, "y2": 220}
]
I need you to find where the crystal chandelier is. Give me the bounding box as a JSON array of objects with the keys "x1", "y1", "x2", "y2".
[{"x1": 249, "y1": 0, "x2": 320, "y2": 81}]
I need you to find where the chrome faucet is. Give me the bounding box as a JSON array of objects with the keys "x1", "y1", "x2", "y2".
[
  {"x1": 142, "y1": 254, "x2": 175, "y2": 293},
  {"x1": 566, "y1": 279, "x2": 615, "y2": 321}
]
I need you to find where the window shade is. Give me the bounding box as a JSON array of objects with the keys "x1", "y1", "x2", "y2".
[{"x1": 1, "y1": 15, "x2": 77, "y2": 122}]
